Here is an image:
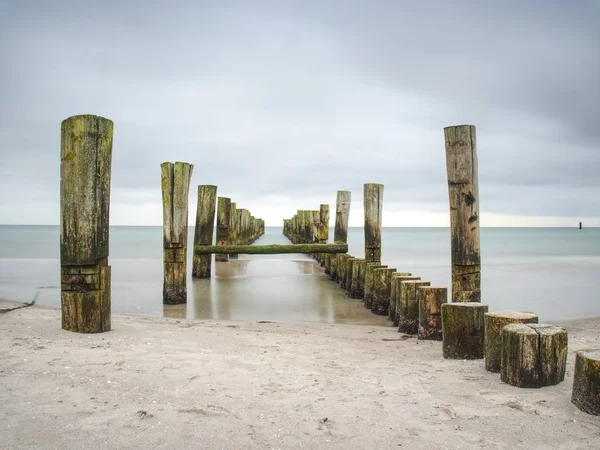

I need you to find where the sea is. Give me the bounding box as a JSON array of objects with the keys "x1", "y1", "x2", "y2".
[{"x1": 0, "y1": 226, "x2": 598, "y2": 325}]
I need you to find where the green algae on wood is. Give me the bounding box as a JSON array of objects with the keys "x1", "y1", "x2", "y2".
[
  {"x1": 191, "y1": 185, "x2": 217, "y2": 278},
  {"x1": 363, "y1": 264, "x2": 387, "y2": 309},
  {"x1": 389, "y1": 274, "x2": 417, "y2": 324},
  {"x1": 444, "y1": 125, "x2": 481, "y2": 302},
  {"x1": 397, "y1": 280, "x2": 430, "y2": 333},
  {"x1": 442, "y1": 302, "x2": 488, "y2": 359},
  {"x1": 371, "y1": 268, "x2": 397, "y2": 316},
  {"x1": 417, "y1": 287, "x2": 447, "y2": 341},
  {"x1": 60, "y1": 115, "x2": 113, "y2": 333},
  {"x1": 572, "y1": 349, "x2": 600, "y2": 415},
  {"x1": 349, "y1": 260, "x2": 367, "y2": 299}
]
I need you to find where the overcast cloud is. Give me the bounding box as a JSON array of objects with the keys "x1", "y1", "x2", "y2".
[{"x1": 1, "y1": 0, "x2": 598, "y2": 226}]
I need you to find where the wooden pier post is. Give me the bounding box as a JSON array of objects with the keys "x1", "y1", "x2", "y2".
[
  {"x1": 389, "y1": 274, "x2": 417, "y2": 323},
  {"x1": 161, "y1": 161, "x2": 194, "y2": 304},
  {"x1": 334, "y1": 191, "x2": 351, "y2": 245},
  {"x1": 317, "y1": 204, "x2": 330, "y2": 264},
  {"x1": 363, "y1": 263, "x2": 387, "y2": 309},
  {"x1": 371, "y1": 268, "x2": 397, "y2": 315},
  {"x1": 442, "y1": 302, "x2": 488, "y2": 359},
  {"x1": 417, "y1": 287, "x2": 448, "y2": 341},
  {"x1": 191, "y1": 185, "x2": 217, "y2": 278},
  {"x1": 364, "y1": 183, "x2": 383, "y2": 263},
  {"x1": 398, "y1": 280, "x2": 431, "y2": 333},
  {"x1": 444, "y1": 125, "x2": 481, "y2": 302},
  {"x1": 349, "y1": 260, "x2": 367, "y2": 299},
  {"x1": 229, "y1": 202, "x2": 238, "y2": 258},
  {"x1": 60, "y1": 114, "x2": 113, "y2": 333},
  {"x1": 215, "y1": 197, "x2": 231, "y2": 262},
  {"x1": 572, "y1": 350, "x2": 600, "y2": 415}
]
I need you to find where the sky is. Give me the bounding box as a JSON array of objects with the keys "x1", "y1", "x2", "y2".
[{"x1": 0, "y1": 0, "x2": 598, "y2": 227}]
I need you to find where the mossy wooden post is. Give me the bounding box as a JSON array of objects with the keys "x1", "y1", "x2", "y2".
[
  {"x1": 345, "y1": 258, "x2": 363, "y2": 296},
  {"x1": 363, "y1": 263, "x2": 387, "y2": 309},
  {"x1": 371, "y1": 268, "x2": 397, "y2": 315},
  {"x1": 445, "y1": 125, "x2": 481, "y2": 302},
  {"x1": 229, "y1": 202, "x2": 238, "y2": 258},
  {"x1": 441, "y1": 302, "x2": 488, "y2": 359},
  {"x1": 317, "y1": 204, "x2": 329, "y2": 264},
  {"x1": 364, "y1": 183, "x2": 383, "y2": 263},
  {"x1": 334, "y1": 191, "x2": 351, "y2": 245},
  {"x1": 191, "y1": 185, "x2": 217, "y2": 278},
  {"x1": 215, "y1": 197, "x2": 231, "y2": 262},
  {"x1": 501, "y1": 324, "x2": 568, "y2": 388},
  {"x1": 389, "y1": 274, "x2": 416, "y2": 323},
  {"x1": 417, "y1": 287, "x2": 448, "y2": 341},
  {"x1": 60, "y1": 114, "x2": 113, "y2": 333},
  {"x1": 161, "y1": 162, "x2": 194, "y2": 304},
  {"x1": 484, "y1": 311, "x2": 538, "y2": 373},
  {"x1": 337, "y1": 254, "x2": 351, "y2": 287},
  {"x1": 350, "y1": 260, "x2": 367, "y2": 298},
  {"x1": 572, "y1": 350, "x2": 600, "y2": 415},
  {"x1": 398, "y1": 280, "x2": 431, "y2": 333}
]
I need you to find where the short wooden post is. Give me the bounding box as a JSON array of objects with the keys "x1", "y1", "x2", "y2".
[
  {"x1": 317, "y1": 204, "x2": 329, "y2": 264},
  {"x1": 349, "y1": 260, "x2": 367, "y2": 298},
  {"x1": 371, "y1": 268, "x2": 397, "y2": 315},
  {"x1": 444, "y1": 125, "x2": 481, "y2": 302},
  {"x1": 229, "y1": 202, "x2": 238, "y2": 258},
  {"x1": 345, "y1": 258, "x2": 363, "y2": 296},
  {"x1": 389, "y1": 273, "x2": 416, "y2": 323},
  {"x1": 364, "y1": 183, "x2": 383, "y2": 263},
  {"x1": 572, "y1": 350, "x2": 600, "y2": 415},
  {"x1": 501, "y1": 324, "x2": 568, "y2": 388},
  {"x1": 191, "y1": 185, "x2": 217, "y2": 278},
  {"x1": 60, "y1": 114, "x2": 113, "y2": 333},
  {"x1": 329, "y1": 255, "x2": 339, "y2": 281},
  {"x1": 398, "y1": 280, "x2": 431, "y2": 334},
  {"x1": 161, "y1": 161, "x2": 194, "y2": 304},
  {"x1": 484, "y1": 311, "x2": 538, "y2": 373},
  {"x1": 441, "y1": 302, "x2": 488, "y2": 359},
  {"x1": 417, "y1": 287, "x2": 447, "y2": 340},
  {"x1": 337, "y1": 254, "x2": 351, "y2": 288},
  {"x1": 363, "y1": 263, "x2": 387, "y2": 309},
  {"x1": 215, "y1": 197, "x2": 231, "y2": 262}
]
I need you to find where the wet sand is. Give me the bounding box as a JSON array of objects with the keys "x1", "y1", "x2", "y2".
[{"x1": 1, "y1": 304, "x2": 599, "y2": 449}]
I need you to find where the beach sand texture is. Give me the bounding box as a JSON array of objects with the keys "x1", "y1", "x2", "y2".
[{"x1": 1, "y1": 303, "x2": 600, "y2": 449}]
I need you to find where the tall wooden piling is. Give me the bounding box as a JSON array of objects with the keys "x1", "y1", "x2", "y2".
[
  {"x1": 364, "y1": 183, "x2": 383, "y2": 263},
  {"x1": 317, "y1": 204, "x2": 330, "y2": 263},
  {"x1": 60, "y1": 114, "x2": 113, "y2": 333},
  {"x1": 229, "y1": 202, "x2": 238, "y2": 258},
  {"x1": 444, "y1": 125, "x2": 481, "y2": 302},
  {"x1": 215, "y1": 197, "x2": 231, "y2": 262},
  {"x1": 191, "y1": 185, "x2": 217, "y2": 278},
  {"x1": 161, "y1": 162, "x2": 194, "y2": 304},
  {"x1": 334, "y1": 191, "x2": 351, "y2": 244}
]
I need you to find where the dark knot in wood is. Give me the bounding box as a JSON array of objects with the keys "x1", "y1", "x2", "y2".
[
  {"x1": 66, "y1": 275, "x2": 89, "y2": 293},
  {"x1": 462, "y1": 191, "x2": 476, "y2": 206}
]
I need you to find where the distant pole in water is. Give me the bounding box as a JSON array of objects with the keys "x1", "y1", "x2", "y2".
[
  {"x1": 579, "y1": 222, "x2": 583, "y2": 230},
  {"x1": 444, "y1": 125, "x2": 481, "y2": 302},
  {"x1": 192, "y1": 185, "x2": 217, "y2": 278},
  {"x1": 60, "y1": 114, "x2": 113, "y2": 333},
  {"x1": 161, "y1": 162, "x2": 194, "y2": 304},
  {"x1": 215, "y1": 196, "x2": 231, "y2": 262},
  {"x1": 364, "y1": 183, "x2": 383, "y2": 263}
]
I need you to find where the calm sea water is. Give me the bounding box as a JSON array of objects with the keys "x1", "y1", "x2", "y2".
[{"x1": 0, "y1": 226, "x2": 598, "y2": 323}]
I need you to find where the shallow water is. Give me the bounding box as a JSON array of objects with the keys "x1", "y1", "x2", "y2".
[{"x1": 0, "y1": 226, "x2": 598, "y2": 323}]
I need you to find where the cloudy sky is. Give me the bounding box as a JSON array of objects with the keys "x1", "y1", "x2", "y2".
[{"x1": 1, "y1": 0, "x2": 598, "y2": 227}]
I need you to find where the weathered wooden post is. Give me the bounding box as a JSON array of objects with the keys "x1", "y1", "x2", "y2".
[
  {"x1": 191, "y1": 185, "x2": 217, "y2": 278},
  {"x1": 161, "y1": 161, "x2": 194, "y2": 304},
  {"x1": 215, "y1": 197, "x2": 231, "y2": 262},
  {"x1": 444, "y1": 125, "x2": 481, "y2": 302},
  {"x1": 334, "y1": 191, "x2": 351, "y2": 244},
  {"x1": 441, "y1": 302, "x2": 488, "y2": 359},
  {"x1": 397, "y1": 280, "x2": 431, "y2": 333},
  {"x1": 389, "y1": 274, "x2": 417, "y2": 323},
  {"x1": 60, "y1": 114, "x2": 113, "y2": 333},
  {"x1": 484, "y1": 311, "x2": 538, "y2": 373},
  {"x1": 501, "y1": 324, "x2": 568, "y2": 388},
  {"x1": 364, "y1": 183, "x2": 383, "y2": 263},
  {"x1": 317, "y1": 204, "x2": 329, "y2": 264},
  {"x1": 229, "y1": 202, "x2": 238, "y2": 259},
  {"x1": 572, "y1": 350, "x2": 600, "y2": 415},
  {"x1": 371, "y1": 268, "x2": 397, "y2": 316},
  {"x1": 417, "y1": 287, "x2": 447, "y2": 340},
  {"x1": 363, "y1": 263, "x2": 387, "y2": 309},
  {"x1": 349, "y1": 260, "x2": 367, "y2": 298}
]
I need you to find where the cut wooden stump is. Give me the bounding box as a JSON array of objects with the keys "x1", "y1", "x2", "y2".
[
  {"x1": 398, "y1": 280, "x2": 431, "y2": 334},
  {"x1": 363, "y1": 264, "x2": 387, "y2": 309},
  {"x1": 418, "y1": 287, "x2": 448, "y2": 341},
  {"x1": 572, "y1": 349, "x2": 600, "y2": 415},
  {"x1": 484, "y1": 311, "x2": 538, "y2": 373},
  {"x1": 442, "y1": 302, "x2": 488, "y2": 359},
  {"x1": 346, "y1": 258, "x2": 364, "y2": 297},
  {"x1": 389, "y1": 275, "x2": 418, "y2": 324},
  {"x1": 501, "y1": 323, "x2": 568, "y2": 388},
  {"x1": 371, "y1": 268, "x2": 397, "y2": 316},
  {"x1": 337, "y1": 254, "x2": 352, "y2": 288},
  {"x1": 349, "y1": 260, "x2": 366, "y2": 299}
]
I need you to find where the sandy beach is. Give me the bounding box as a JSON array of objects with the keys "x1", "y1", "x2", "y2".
[{"x1": 1, "y1": 301, "x2": 600, "y2": 450}]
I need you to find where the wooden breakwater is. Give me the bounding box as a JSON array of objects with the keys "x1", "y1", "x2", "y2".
[{"x1": 57, "y1": 116, "x2": 599, "y2": 415}]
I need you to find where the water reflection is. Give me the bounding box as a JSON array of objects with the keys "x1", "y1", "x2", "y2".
[
  {"x1": 163, "y1": 304, "x2": 187, "y2": 319},
  {"x1": 189, "y1": 259, "x2": 388, "y2": 325}
]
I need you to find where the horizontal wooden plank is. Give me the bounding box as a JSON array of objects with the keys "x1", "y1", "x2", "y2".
[{"x1": 195, "y1": 243, "x2": 348, "y2": 255}]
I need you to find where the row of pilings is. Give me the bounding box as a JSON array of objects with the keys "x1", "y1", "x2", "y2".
[{"x1": 58, "y1": 116, "x2": 599, "y2": 417}]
